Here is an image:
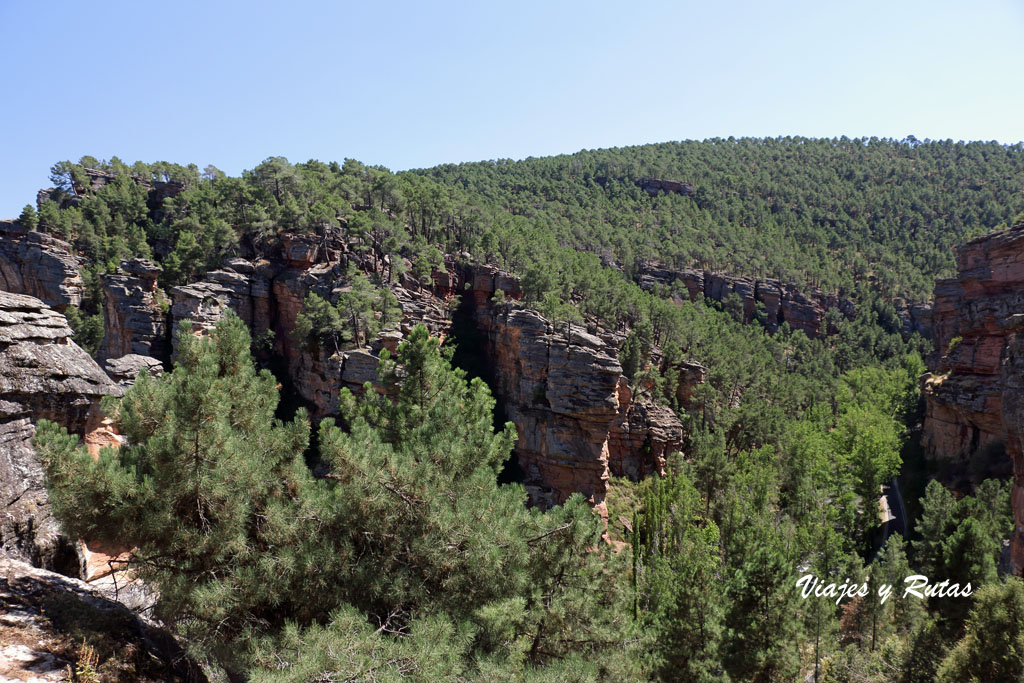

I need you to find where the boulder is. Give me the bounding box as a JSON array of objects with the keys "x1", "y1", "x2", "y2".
[{"x1": 0, "y1": 555, "x2": 206, "y2": 682}]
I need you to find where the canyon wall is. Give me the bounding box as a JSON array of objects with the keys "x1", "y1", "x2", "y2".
[
  {"x1": 145, "y1": 249, "x2": 697, "y2": 520},
  {"x1": 0, "y1": 225, "x2": 700, "y2": 526},
  {"x1": 100, "y1": 258, "x2": 169, "y2": 361},
  {"x1": 921, "y1": 223, "x2": 1024, "y2": 571},
  {"x1": 472, "y1": 301, "x2": 684, "y2": 517}
]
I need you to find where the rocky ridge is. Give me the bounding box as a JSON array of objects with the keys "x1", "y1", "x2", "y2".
[{"x1": 636, "y1": 261, "x2": 933, "y2": 339}]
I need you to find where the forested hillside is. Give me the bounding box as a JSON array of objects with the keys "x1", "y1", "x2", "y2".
[
  {"x1": 9, "y1": 138, "x2": 1024, "y2": 680},
  {"x1": 420, "y1": 137, "x2": 1024, "y2": 302}
]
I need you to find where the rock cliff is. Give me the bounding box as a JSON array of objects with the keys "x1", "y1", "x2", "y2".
[
  {"x1": 921, "y1": 223, "x2": 1024, "y2": 571},
  {"x1": 0, "y1": 221, "x2": 83, "y2": 310},
  {"x1": 160, "y1": 251, "x2": 694, "y2": 520},
  {"x1": 635, "y1": 261, "x2": 860, "y2": 337},
  {"x1": 0, "y1": 292, "x2": 121, "y2": 574},
  {"x1": 100, "y1": 258, "x2": 169, "y2": 361},
  {"x1": 467, "y1": 265, "x2": 688, "y2": 519}
]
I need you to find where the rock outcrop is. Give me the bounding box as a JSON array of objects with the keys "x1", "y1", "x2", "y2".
[
  {"x1": 593, "y1": 176, "x2": 695, "y2": 197},
  {"x1": 170, "y1": 258, "x2": 278, "y2": 354},
  {"x1": 0, "y1": 292, "x2": 121, "y2": 573},
  {"x1": 100, "y1": 259, "x2": 169, "y2": 362},
  {"x1": 103, "y1": 354, "x2": 165, "y2": 387},
  {"x1": 0, "y1": 221, "x2": 83, "y2": 310},
  {"x1": 921, "y1": 223, "x2": 1024, "y2": 572},
  {"x1": 468, "y1": 266, "x2": 688, "y2": 519},
  {"x1": 635, "y1": 262, "x2": 858, "y2": 338},
  {"x1": 637, "y1": 178, "x2": 695, "y2": 197},
  {"x1": 0, "y1": 555, "x2": 206, "y2": 682},
  {"x1": 162, "y1": 251, "x2": 696, "y2": 521}
]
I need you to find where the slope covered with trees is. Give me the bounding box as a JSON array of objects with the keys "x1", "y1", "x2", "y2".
[{"x1": 16, "y1": 138, "x2": 1024, "y2": 679}]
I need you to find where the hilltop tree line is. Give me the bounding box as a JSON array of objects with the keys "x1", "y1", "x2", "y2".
[{"x1": 24, "y1": 138, "x2": 1024, "y2": 355}]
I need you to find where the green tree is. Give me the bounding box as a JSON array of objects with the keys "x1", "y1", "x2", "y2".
[
  {"x1": 18, "y1": 204, "x2": 38, "y2": 231},
  {"x1": 937, "y1": 578, "x2": 1024, "y2": 682},
  {"x1": 913, "y1": 480, "x2": 957, "y2": 576},
  {"x1": 38, "y1": 312, "x2": 312, "y2": 676},
  {"x1": 633, "y1": 472, "x2": 725, "y2": 681}
]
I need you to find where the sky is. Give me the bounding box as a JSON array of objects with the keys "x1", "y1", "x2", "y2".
[{"x1": 1, "y1": 0, "x2": 1022, "y2": 217}]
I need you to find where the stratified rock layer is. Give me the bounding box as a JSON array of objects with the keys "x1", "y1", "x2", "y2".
[
  {"x1": 100, "y1": 259, "x2": 168, "y2": 361},
  {"x1": 921, "y1": 223, "x2": 1024, "y2": 572},
  {"x1": 0, "y1": 292, "x2": 121, "y2": 573},
  {"x1": 0, "y1": 221, "x2": 83, "y2": 309},
  {"x1": 468, "y1": 266, "x2": 687, "y2": 520},
  {"x1": 636, "y1": 261, "x2": 931, "y2": 339}
]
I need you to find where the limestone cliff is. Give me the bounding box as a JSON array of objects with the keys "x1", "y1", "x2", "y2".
[
  {"x1": 921, "y1": 223, "x2": 1024, "y2": 571},
  {"x1": 0, "y1": 292, "x2": 121, "y2": 573}
]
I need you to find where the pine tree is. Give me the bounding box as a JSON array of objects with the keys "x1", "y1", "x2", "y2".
[
  {"x1": 38, "y1": 312, "x2": 312, "y2": 674},
  {"x1": 913, "y1": 480, "x2": 957, "y2": 576},
  {"x1": 633, "y1": 472, "x2": 725, "y2": 681},
  {"x1": 937, "y1": 578, "x2": 1024, "y2": 682},
  {"x1": 18, "y1": 204, "x2": 38, "y2": 231}
]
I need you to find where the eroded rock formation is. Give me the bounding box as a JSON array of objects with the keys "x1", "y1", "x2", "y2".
[
  {"x1": 0, "y1": 221, "x2": 83, "y2": 310},
  {"x1": 636, "y1": 262, "x2": 866, "y2": 338},
  {"x1": 161, "y1": 251, "x2": 697, "y2": 520},
  {"x1": 100, "y1": 258, "x2": 168, "y2": 361},
  {"x1": 0, "y1": 292, "x2": 121, "y2": 573},
  {"x1": 468, "y1": 266, "x2": 688, "y2": 519},
  {"x1": 921, "y1": 223, "x2": 1024, "y2": 572}
]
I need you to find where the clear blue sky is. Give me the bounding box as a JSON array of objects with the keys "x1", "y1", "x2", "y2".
[{"x1": 1, "y1": 0, "x2": 1022, "y2": 217}]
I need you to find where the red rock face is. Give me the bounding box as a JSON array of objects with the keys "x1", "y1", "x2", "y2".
[
  {"x1": 921, "y1": 223, "x2": 1024, "y2": 572},
  {"x1": 468, "y1": 266, "x2": 688, "y2": 522}
]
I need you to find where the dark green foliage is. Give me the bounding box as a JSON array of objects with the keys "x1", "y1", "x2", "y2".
[
  {"x1": 39, "y1": 317, "x2": 638, "y2": 679},
  {"x1": 937, "y1": 578, "x2": 1024, "y2": 682},
  {"x1": 632, "y1": 472, "x2": 724, "y2": 681},
  {"x1": 38, "y1": 312, "x2": 312, "y2": 673},
  {"x1": 293, "y1": 272, "x2": 401, "y2": 353},
  {"x1": 18, "y1": 203, "x2": 38, "y2": 230},
  {"x1": 913, "y1": 479, "x2": 1011, "y2": 584},
  {"x1": 64, "y1": 306, "x2": 105, "y2": 357}
]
